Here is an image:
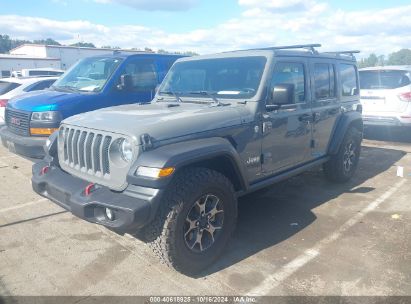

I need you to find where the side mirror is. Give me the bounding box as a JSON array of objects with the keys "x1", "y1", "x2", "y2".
[
  {"x1": 266, "y1": 83, "x2": 294, "y2": 111},
  {"x1": 117, "y1": 74, "x2": 133, "y2": 90}
]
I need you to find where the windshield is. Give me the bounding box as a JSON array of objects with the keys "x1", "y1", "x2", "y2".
[
  {"x1": 52, "y1": 57, "x2": 122, "y2": 92},
  {"x1": 0, "y1": 81, "x2": 21, "y2": 95},
  {"x1": 159, "y1": 56, "x2": 267, "y2": 99},
  {"x1": 359, "y1": 70, "x2": 411, "y2": 90}
]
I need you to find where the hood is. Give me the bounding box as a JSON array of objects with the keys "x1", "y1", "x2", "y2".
[
  {"x1": 63, "y1": 102, "x2": 250, "y2": 142},
  {"x1": 7, "y1": 89, "x2": 85, "y2": 112}
]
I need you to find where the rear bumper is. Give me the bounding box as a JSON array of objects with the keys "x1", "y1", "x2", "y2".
[
  {"x1": 362, "y1": 114, "x2": 411, "y2": 127},
  {"x1": 0, "y1": 126, "x2": 46, "y2": 158},
  {"x1": 31, "y1": 161, "x2": 163, "y2": 233}
]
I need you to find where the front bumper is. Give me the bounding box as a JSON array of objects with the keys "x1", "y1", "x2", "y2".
[
  {"x1": 0, "y1": 126, "x2": 46, "y2": 158},
  {"x1": 32, "y1": 161, "x2": 163, "y2": 233}
]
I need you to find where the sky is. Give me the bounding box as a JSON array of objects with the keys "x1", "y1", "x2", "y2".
[{"x1": 0, "y1": 0, "x2": 410, "y2": 57}]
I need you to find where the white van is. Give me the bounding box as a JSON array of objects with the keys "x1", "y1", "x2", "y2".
[{"x1": 11, "y1": 68, "x2": 64, "y2": 78}]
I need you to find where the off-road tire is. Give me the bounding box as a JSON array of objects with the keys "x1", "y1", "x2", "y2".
[
  {"x1": 323, "y1": 127, "x2": 362, "y2": 183},
  {"x1": 143, "y1": 167, "x2": 237, "y2": 275}
]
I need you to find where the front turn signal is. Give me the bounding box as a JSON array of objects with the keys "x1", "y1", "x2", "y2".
[
  {"x1": 136, "y1": 166, "x2": 175, "y2": 179},
  {"x1": 30, "y1": 128, "x2": 59, "y2": 136}
]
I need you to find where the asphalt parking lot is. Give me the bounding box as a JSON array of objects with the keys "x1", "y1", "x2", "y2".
[{"x1": 0, "y1": 129, "x2": 410, "y2": 297}]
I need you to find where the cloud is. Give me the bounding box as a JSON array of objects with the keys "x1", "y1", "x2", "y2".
[
  {"x1": 239, "y1": 0, "x2": 317, "y2": 12},
  {"x1": 0, "y1": 3, "x2": 410, "y2": 57},
  {"x1": 94, "y1": 0, "x2": 199, "y2": 11}
]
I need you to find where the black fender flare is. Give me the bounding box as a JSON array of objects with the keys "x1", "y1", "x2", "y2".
[
  {"x1": 327, "y1": 111, "x2": 363, "y2": 155},
  {"x1": 126, "y1": 137, "x2": 248, "y2": 191}
]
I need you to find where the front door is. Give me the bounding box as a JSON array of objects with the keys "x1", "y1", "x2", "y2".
[{"x1": 261, "y1": 60, "x2": 313, "y2": 175}]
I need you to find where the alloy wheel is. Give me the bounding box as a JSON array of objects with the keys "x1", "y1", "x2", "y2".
[{"x1": 183, "y1": 194, "x2": 224, "y2": 253}]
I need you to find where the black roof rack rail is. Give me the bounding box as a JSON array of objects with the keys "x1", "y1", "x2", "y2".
[
  {"x1": 230, "y1": 44, "x2": 322, "y2": 53},
  {"x1": 256, "y1": 44, "x2": 321, "y2": 51},
  {"x1": 323, "y1": 50, "x2": 360, "y2": 59}
]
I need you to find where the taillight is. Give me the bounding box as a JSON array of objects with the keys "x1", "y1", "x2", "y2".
[
  {"x1": 398, "y1": 92, "x2": 411, "y2": 102},
  {"x1": 0, "y1": 99, "x2": 8, "y2": 107}
]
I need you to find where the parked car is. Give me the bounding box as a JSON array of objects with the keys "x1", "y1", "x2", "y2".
[
  {"x1": 11, "y1": 68, "x2": 64, "y2": 78},
  {"x1": 0, "y1": 53, "x2": 184, "y2": 158},
  {"x1": 32, "y1": 44, "x2": 363, "y2": 274},
  {"x1": 0, "y1": 76, "x2": 58, "y2": 124},
  {"x1": 359, "y1": 66, "x2": 411, "y2": 128}
]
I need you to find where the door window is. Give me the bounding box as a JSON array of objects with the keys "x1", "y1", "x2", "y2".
[
  {"x1": 314, "y1": 63, "x2": 336, "y2": 99},
  {"x1": 270, "y1": 62, "x2": 306, "y2": 103},
  {"x1": 340, "y1": 64, "x2": 359, "y2": 96},
  {"x1": 123, "y1": 59, "x2": 158, "y2": 91}
]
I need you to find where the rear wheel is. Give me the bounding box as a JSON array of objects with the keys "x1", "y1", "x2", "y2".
[
  {"x1": 324, "y1": 127, "x2": 362, "y2": 183},
  {"x1": 143, "y1": 167, "x2": 237, "y2": 275}
]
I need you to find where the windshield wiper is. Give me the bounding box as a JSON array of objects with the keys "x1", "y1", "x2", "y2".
[
  {"x1": 188, "y1": 91, "x2": 226, "y2": 106},
  {"x1": 159, "y1": 90, "x2": 182, "y2": 103}
]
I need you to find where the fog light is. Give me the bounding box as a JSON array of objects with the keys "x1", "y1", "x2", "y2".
[{"x1": 105, "y1": 208, "x2": 115, "y2": 221}]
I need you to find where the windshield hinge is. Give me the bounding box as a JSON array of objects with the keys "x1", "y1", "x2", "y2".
[{"x1": 140, "y1": 133, "x2": 153, "y2": 151}]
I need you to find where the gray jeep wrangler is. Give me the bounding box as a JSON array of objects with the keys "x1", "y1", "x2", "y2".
[{"x1": 32, "y1": 44, "x2": 363, "y2": 275}]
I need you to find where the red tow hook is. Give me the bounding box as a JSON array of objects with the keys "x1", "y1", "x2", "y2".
[
  {"x1": 40, "y1": 166, "x2": 50, "y2": 175},
  {"x1": 84, "y1": 183, "x2": 96, "y2": 196}
]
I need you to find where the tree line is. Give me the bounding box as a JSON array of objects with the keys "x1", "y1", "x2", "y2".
[
  {"x1": 358, "y1": 49, "x2": 411, "y2": 68},
  {"x1": 3, "y1": 33, "x2": 410, "y2": 62},
  {"x1": 0, "y1": 34, "x2": 197, "y2": 55}
]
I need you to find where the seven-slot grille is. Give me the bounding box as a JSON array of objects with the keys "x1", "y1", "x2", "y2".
[
  {"x1": 61, "y1": 126, "x2": 112, "y2": 176},
  {"x1": 5, "y1": 108, "x2": 30, "y2": 136}
]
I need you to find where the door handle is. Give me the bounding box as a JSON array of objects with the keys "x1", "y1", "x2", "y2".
[{"x1": 299, "y1": 114, "x2": 312, "y2": 122}]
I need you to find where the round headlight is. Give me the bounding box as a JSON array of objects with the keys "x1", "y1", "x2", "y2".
[{"x1": 120, "y1": 138, "x2": 133, "y2": 162}]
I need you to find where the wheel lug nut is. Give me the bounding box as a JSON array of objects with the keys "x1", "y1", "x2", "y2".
[
  {"x1": 196, "y1": 222, "x2": 199, "y2": 226},
  {"x1": 207, "y1": 224, "x2": 210, "y2": 229}
]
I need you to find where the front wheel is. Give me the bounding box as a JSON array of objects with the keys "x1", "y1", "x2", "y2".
[
  {"x1": 143, "y1": 168, "x2": 237, "y2": 275},
  {"x1": 323, "y1": 127, "x2": 362, "y2": 183}
]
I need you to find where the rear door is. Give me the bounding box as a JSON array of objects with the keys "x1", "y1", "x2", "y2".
[
  {"x1": 309, "y1": 60, "x2": 341, "y2": 157},
  {"x1": 359, "y1": 69, "x2": 411, "y2": 113}
]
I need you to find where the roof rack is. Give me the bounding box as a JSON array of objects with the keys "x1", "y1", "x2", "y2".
[
  {"x1": 231, "y1": 44, "x2": 322, "y2": 54},
  {"x1": 323, "y1": 50, "x2": 360, "y2": 59},
  {"x1": 256, "y1": 44, "x2": 321, "y2": 52}
]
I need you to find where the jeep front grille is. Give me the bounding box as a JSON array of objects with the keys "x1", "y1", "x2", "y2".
[
  {"x1": 61, "y1": 127, "x2": 112, "y2": 175},
  {"x1": 58, "y1": 125, "x2": 136, "y2": 191}
]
